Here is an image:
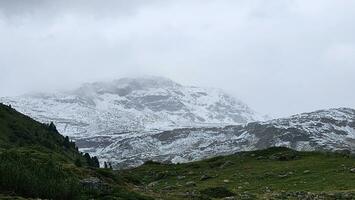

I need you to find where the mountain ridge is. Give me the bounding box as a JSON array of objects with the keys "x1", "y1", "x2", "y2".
[{"x1": 82, "y1": 106, "x2": 355, "y2": 168}]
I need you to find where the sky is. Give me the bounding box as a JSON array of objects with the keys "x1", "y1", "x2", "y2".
[{"x1": 0, "y1": 0, "x2": 354, "y2": 118}]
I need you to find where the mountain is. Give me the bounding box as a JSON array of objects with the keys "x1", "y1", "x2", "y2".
[
  {"x1": 0, "y1": 77, "x2": 262, "y2": 137},
  {"x1": 0, "y1": 76, "x2": 265, "y2": 167},
  {"x1": 82, "y1": 107, "x2": 355, "y2": 168},
  {"x1": 4, "y1": 77, "x2": 354, "y2": 169},
  {"x1": 0, "y1": 77, "x2": 264, "y2": 139}
]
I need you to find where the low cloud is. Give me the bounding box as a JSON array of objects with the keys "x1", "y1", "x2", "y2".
[{"x1": 0, "y1": 0, "x2": 354, "y2": 117}]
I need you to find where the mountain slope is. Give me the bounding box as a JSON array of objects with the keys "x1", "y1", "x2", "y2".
[
  {"x1": 0, "y1": 77, "x2": 264, "y2": 139},
  {"x1": 121, "y1": 147, "x2": 355, "y2": 199},
  {"x1": 87, "y1": 107, "x2": 355, "y2": 168},
  {"x1": 0, "y1": 103, "x2": 150, "y2": 200}
]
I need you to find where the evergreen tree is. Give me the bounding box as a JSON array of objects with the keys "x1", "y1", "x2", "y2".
[
  {"x1": 48, "y1": 122, "x2": 58, "y2": 133},
  {"x1": 92, "y1": 156, "x2": 100, "y2": 168},
  {"x1": 75, "y1": 158, "x2": 82, "y2": 167},
  {"x1": 63, "y1": 136, "x2": 70, "y2": 148},
  {"x1": 104, "y1": 162, "x2": 108, "y2": 169}
]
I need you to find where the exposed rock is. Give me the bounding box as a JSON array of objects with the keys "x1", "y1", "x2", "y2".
[
  {"x1": 200, "y1": 174, "x2": 212, "y2": 181},
  {"x1": 148, "y1": 181, "x2": 159, "y2": 187},
  {"x1": 185, "y1": 181, "x2": 196, "y2": 187},
  {"x1": 177, "y1": 175, "x2": 186, "y2": 180},
  {"x1": 80, "y1": 177, "x2": 110, "y2": 192},
  {"x1": 220, "y1": 161, "x2": 234, "y2": 169}
]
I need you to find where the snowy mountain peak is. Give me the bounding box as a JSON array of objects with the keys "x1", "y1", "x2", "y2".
[{"x1": 0, "y1": 77, "x2": 265, "y2": 138}]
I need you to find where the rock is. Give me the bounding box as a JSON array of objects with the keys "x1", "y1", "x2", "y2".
[
  {"x1": 256, "y1": 156, "x2": 265, "y2": 160},
  {"x1": 278, "y1": 174, "x2": 288, "y2": 178},
  {"x1": 303, "y1": 170, "x2": 311, "y2": 174},
  {"x1": 148, "y1": 181, "x2": 159, "y2": 187},
  {"x1": 200, "y1": 174, "x2": 212, "y2": 181},
  {"x1": 350, "y1": 168, "x2": 355, "y2": 173},
  {"x1": 223, "y1": 179, "x2": 230, "y2": 183},
  {"x1": 185, "y1": 181, "x2": 196, "y2": 187},
  {"x1": 269, "y1": 152, "x2": 297, "y2": 161},
  {"x1": 177, "y1": 175, "x2": 186, "y2": 180},
  {"x1": 80, "y1": 177, "x2": 110, "y2": 192},
  {"x1": 220, "y1": 161, "x2": 233, "y2": 169},
  {"x1": 264, "y1": 186, "x2": 272, "y2": 193},
  {"x1": 162, "y1": 185, "x2": 175, "y2": 190},
  {"x1": 223, "y1": 197, "x2": 236, "y2": 200}
]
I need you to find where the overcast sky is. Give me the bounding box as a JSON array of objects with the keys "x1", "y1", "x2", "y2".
[{"x1": 0, "y1": 0, "x2": 354, "y2": 117}]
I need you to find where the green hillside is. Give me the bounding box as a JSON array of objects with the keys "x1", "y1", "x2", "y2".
[
  {"x1": 121, "y1": 148, "x2": 355, "y2": 199},
  {"x1": 0, "y1": 103, "x2": 150, "y2": 200}
]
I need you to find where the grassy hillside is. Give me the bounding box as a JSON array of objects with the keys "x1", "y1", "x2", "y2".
[
  {"x1": 121, "y1": 147, "x2": 355, "y2": 199},
  {"x1": 0, "y1": 103, "x2": 151, "y2": 200}
]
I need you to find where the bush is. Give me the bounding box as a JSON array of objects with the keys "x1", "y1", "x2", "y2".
[{"x1": 200, "y1": 187, "x2": 235, "y2": 198}]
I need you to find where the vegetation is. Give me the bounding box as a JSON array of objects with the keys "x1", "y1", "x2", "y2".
[
  {"x1": 121, "y1": 147, "x2": 355, "y2": 199},
  {"x1": 0, "y1": 103, "x2": 151, "y2": 200}
]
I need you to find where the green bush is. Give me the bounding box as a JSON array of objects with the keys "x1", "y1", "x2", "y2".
[{"x1": 200, "y1": 187, "x2": 235, "y2": 198}]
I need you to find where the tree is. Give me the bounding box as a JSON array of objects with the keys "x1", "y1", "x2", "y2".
[
  {"x1": 75, "y1": 158, "x2": 82, "y2": 167},
  {"x1": 92, "y1": 156, "x2": 100, "y2": 168},
  {"x1": 104, "y1": 162, "x2": 108, "y2": 169},
  {"x1": 84, "y1": 153, "x2": 100, "y2": 168},
  {"x1": 63, "y1": 136, "x2": 70, "y2": 148},
  {"x1": 48, "y1": 122, "x2": 58, "y2": 133}
]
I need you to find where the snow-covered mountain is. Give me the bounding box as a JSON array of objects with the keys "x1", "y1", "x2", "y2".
[
  {"x1": 0, "y1": 76, "x2": 267, "y2": 167},
  {"x1": 4, "y1": 77, "x2": 353, "y2": 169},
  {"x1": 0, "y1": 77, "x2": 263, "y2": 137},
  {"x1": 73, "y1": 107, "x2": 354, "y2": 168}
]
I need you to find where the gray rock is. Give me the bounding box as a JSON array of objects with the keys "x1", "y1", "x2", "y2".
[
  {"x1": 200, "y1": 174, "x2": 212, "y2": 181},
  {"x1": 185, "y1": 181, "x2": 197, "y2": 187}
]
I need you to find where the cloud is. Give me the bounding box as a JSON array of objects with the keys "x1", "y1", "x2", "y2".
[{"x1": 0, "y1": 0, "x2": 354, "y2": 117}]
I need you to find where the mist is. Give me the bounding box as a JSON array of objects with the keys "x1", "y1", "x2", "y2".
[{"x1": 1, "y1": 0, "x2": 355, "y2": 117}]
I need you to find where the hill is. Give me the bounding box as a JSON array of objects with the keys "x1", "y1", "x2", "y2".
[
  {"x1": 0, "y1": 103, "x2": 150, "y2": 200},
  {"x1": 121, "y1": 147, "x2": 355, "y2": 199}
]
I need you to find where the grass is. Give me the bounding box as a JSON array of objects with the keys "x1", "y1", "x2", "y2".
[{"x1": 120, "y1": 147, "x2": 355, "y2": 199}]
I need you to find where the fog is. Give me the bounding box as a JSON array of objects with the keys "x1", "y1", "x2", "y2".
[{"x1": 0, "y1": 0, "x2": 355, "y2": 117}]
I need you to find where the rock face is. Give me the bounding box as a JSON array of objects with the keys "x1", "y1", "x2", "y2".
[{"x1": 0, "y1": 76, "x2": 265, "y2": 167}]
